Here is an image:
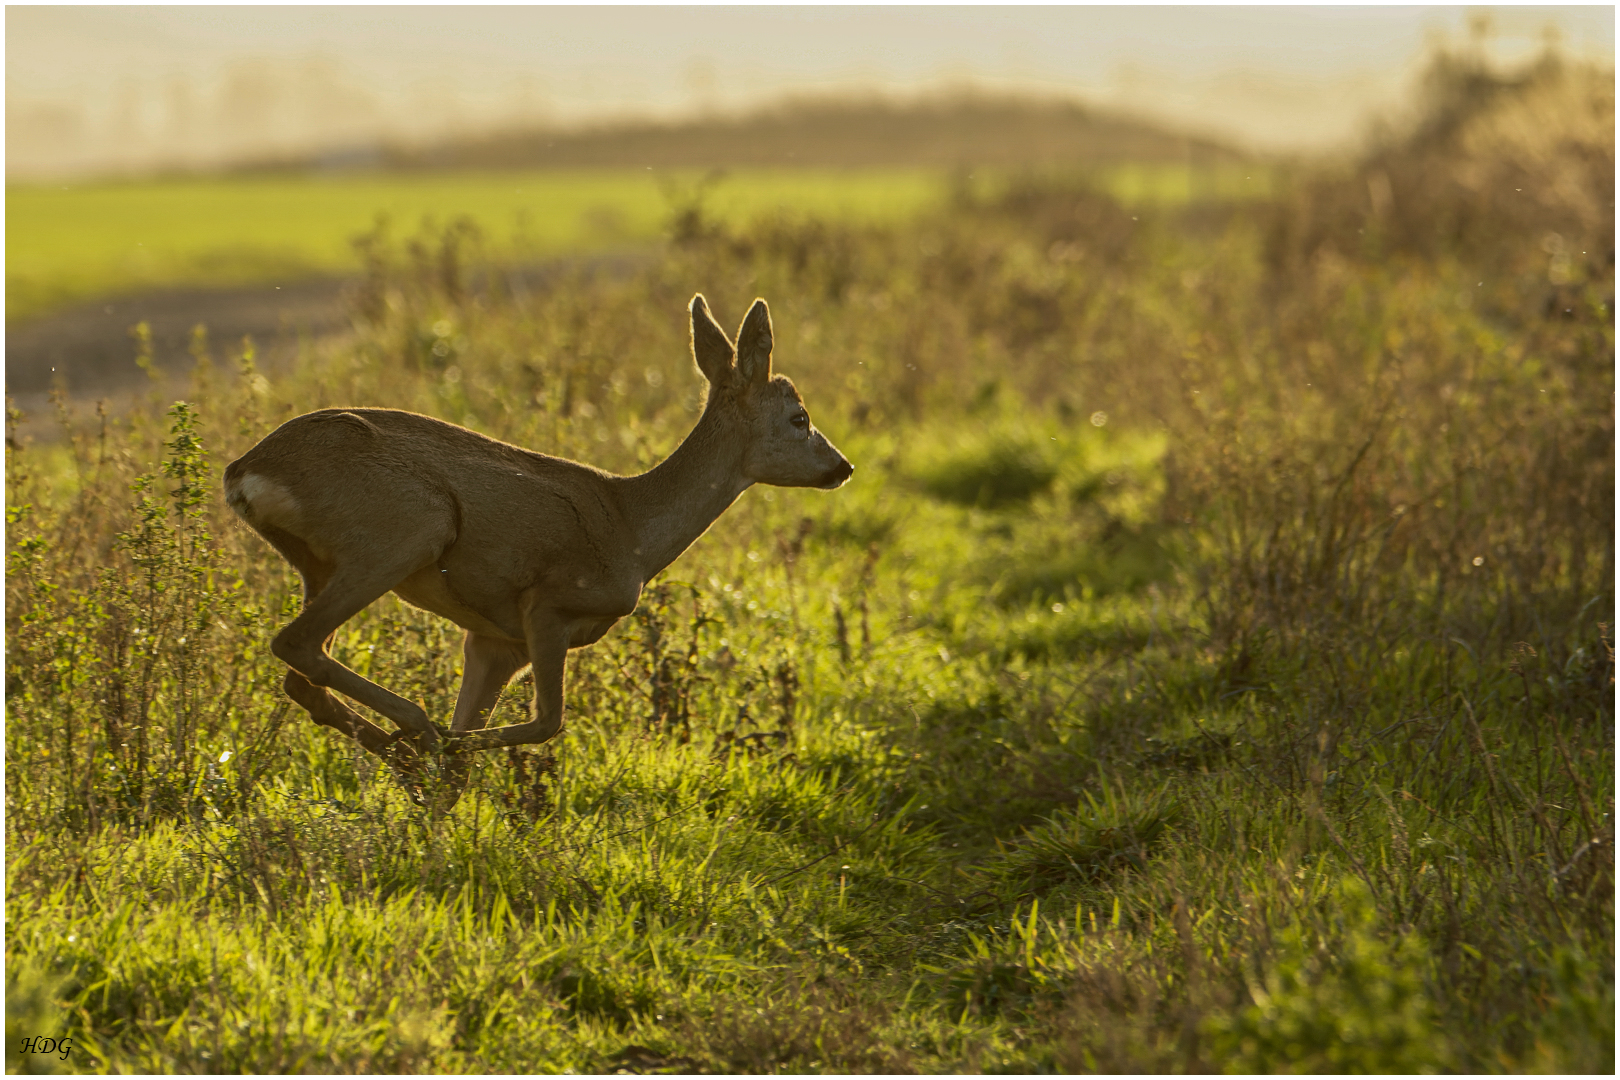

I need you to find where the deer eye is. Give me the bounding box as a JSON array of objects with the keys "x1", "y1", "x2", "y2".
[{"x1": 790, "y1": 412, "x2": 809, "y2": 429}]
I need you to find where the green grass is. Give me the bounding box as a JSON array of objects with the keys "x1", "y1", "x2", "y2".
[
  {"x1": 5, "y1": 167, "x2": 949, "y2": 321},
  {"x1": 1088, "y1": 161, "x2": 1274, "y2": 205},
  {"x1": 4, "y1": 55, "x2": 1612, "y2": 1075}
]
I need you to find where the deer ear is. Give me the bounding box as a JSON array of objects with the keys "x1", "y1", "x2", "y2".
[
  {"x1": 735, "y1": 298, "x2": 773, "y2": 386},
  {"x1": 690, "y1": 294, "x2": 735, "y2": 385}
]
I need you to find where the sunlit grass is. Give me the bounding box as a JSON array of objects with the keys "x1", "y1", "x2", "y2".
[{"x1": 1096, "y1": 160, "x2": 1275, "y2": 205}]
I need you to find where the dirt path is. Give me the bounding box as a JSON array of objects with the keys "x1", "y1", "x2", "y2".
[
  {"x1": 6, "y1": 275, "x2": 352, "y2": 401},
  {"x1": 5, "y1": 251, "x2": 650, "y2": 444}
]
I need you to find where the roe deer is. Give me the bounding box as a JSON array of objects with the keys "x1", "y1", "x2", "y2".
[{"x1": 224, "y1": 294, "x2": 851, "y2": 809}]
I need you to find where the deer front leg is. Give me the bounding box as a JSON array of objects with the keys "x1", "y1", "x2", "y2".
[
  {"x1": 425, "y1": 632, "x2": 531, "y2": 814},
  {"x1": 445, "y1": 612, "x2": 568, "y2": 754},
  {"x1": 451, "y1": 632, "x2": 532, "y2": 733}
]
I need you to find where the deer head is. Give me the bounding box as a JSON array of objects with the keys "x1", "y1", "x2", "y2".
[{"x1": 691, "y1": 294, "x2": 853, "y2": 490}]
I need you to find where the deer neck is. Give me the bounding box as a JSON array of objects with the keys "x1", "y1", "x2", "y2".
[{"x1": 618, "y1": 404, "x2": 751, "y2": 579}]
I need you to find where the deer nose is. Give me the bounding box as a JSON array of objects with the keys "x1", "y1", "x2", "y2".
[{"x1": 821, "y1": 458, "x2": 854, "y2": 488}]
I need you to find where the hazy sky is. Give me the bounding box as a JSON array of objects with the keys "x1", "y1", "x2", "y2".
[{"x1": 7, "y1": 5, "x2": 1614, "y2": 178}]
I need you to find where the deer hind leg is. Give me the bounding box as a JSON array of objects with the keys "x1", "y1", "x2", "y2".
[
  {"x1": 282, "y1": 669, "x2": 395, "y2": 753},
  {"x1": 270, "y1": 543, "x2": 447, "y2": 748},
  {"x1": 274, "y1": 556, "x2": 392, "y2": 752},
  {"x1": 255, "y1": 547, "x2": 432, "y2": 798},
  {"x1": 281, "y1": 667, "x2": 437, "y2": 798}
]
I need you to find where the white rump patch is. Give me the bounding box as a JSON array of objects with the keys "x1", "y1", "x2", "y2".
[{"x1": 228, "y1": 473, "x2": 302, "y2": 529}]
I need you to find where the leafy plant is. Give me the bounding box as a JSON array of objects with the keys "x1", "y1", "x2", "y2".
[{"x1": 1204, "y1": 877, "x2": 1451, "y2": 1074}]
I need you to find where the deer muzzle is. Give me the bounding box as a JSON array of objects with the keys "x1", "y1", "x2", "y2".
[{"x1": 818, "y1": 456, "x2": 855, "y2": 489}]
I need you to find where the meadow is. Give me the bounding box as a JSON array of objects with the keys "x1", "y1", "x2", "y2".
[
  {"x1": 4, "y1": 58, "x2": 1613, "y2": 1072},
  {"x1": 5, "y1": 162, "x2": 1268, "y2": 324}
]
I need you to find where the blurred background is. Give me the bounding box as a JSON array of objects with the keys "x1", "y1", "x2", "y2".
[
  {"x1": 7, "y1": 5, "x2": 1616, "y2": 176},
  {"x1": 4, "y1": 5, "x2": 1614, "y2": 405}
]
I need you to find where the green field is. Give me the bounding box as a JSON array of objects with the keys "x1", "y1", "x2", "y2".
[
  {"x1": 4, "y1": 59, "x2": 1612, "y2": 1073},
  {"x1": 4, "y1": 168, "x2": 946, "y2": 321},
  {"x1": 5, "y1": 163, "x2": 1271, "y2": 323}
]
